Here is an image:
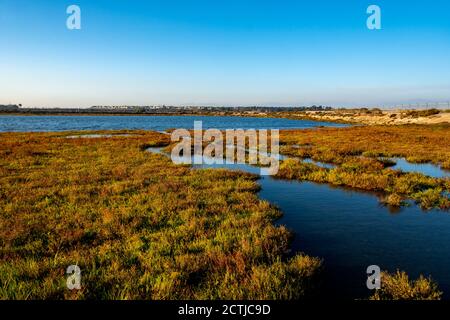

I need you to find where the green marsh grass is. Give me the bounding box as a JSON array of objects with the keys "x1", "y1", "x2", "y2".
[
  {"x1": 0, "y1": 128, "x2": 444, "y2": 300},
  {"x1": 0, "y1": 131, "x2": 321, "y2": 299},
  {"x1": 370, "y1": 271, "x2": 442, "y2": 300},
  {"x1": 277, "y1": 125, "x2": 450, "y2": 210}
]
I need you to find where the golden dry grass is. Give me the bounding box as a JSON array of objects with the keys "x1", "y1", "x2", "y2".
[
  {"x1": 277, "y1": 125, "x2": 450, "y2": 209},
  {"x1": 370, "y1": 271, "x2": 442, "y2": 300},
  {"x1": 0, "y1": 130, "x2": 321, "y2": 299}
]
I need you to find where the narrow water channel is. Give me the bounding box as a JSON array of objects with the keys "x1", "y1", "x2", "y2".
[{"x1": 148, "y1": 147, "x2": 450, "y2": 299}]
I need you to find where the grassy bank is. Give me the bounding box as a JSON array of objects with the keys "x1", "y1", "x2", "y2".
[
  {"x1": 370, "y1": 271, "x2": 442, "y2": 300},
  {"x1": 277, "y1": 125, "x2": 450, "y2": 210},
  {"x1": 0, "y1": 129, "x2": 444, "y2": 300},
  {"x1": 0, "y1": 131, "x2": 321, "y2": 299}
]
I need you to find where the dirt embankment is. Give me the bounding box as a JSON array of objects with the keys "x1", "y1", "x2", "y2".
[{"x1": 303, "y1": 110, "x2": 450, "y2": 125}]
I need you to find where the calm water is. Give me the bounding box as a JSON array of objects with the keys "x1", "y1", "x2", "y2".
[
  {"x1": 388, "y1": 157, "x2": 450, "y2": 179},
  {"x1": 0, "y1": 115, "x2": 347, "y2": 132},
  {"x1": 148, "y1": 147, "x2": 450, "y2": 299},
  {"x1": 261, "y1": 180, "x2": 450, "y2": 299},
  {"x1": 303, "y1": 158, "x2": 336, "y2": 170},
  {"x1": 4, "y1": 115, "x2": 449, "y2": 299}
]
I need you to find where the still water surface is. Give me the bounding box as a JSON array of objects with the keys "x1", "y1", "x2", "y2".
[
  {"x1": 387, "y1": 157, "x2": 450, "y2": 179},
  {"x1": 3, "y1": 115, "x2": 449, "y2": 299},
  {"x1": 0, "y1": 115, "x2": 347, "y2": 132},
  {"x1": 149, "y1": 147, "x2": 450, "y2": 299}
]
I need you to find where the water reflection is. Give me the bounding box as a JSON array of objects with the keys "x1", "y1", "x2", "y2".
[
  {"x1": 147, "y1": 146, "x2": 450, "y2": 299},
  {"x1": 383, "y1": 157, "x2": 450, "y2": 179}
]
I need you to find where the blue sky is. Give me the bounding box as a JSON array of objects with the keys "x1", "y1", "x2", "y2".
[{"x1": 1, "y1": 0, "x2": 450, "y2": 108}]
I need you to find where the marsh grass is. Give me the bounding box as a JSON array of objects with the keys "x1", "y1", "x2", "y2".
[
  {"x1": 277, "y1": 125, "x2": 450, "y2": 210},
  {"x1": 370, "y1": 271, "x2": 442, "y2": 300},
  {"x1": 0, "y1": 131, "x2": 321, "y2": 299}
]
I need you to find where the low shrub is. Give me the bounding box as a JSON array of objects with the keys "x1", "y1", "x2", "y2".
[{"x1": 370, "y1": 271, "x2": 442, "y2": 300}]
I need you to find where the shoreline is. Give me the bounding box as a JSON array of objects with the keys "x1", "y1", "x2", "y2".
[{"x1": 1, "y1": 109, "x2": 449, "y2": 126}]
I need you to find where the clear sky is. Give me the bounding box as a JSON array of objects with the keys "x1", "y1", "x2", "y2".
[{"x1": 1, "y1": 0, "x2": 450, "y2": 108}]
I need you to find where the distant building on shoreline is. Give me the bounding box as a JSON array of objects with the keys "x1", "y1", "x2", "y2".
[
  {"x1": 0, "y1": 104, "x2": 334, "y2": 115},
  {"x1": 0, "y1": 104, "x2": 20, "y2": 111}
]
